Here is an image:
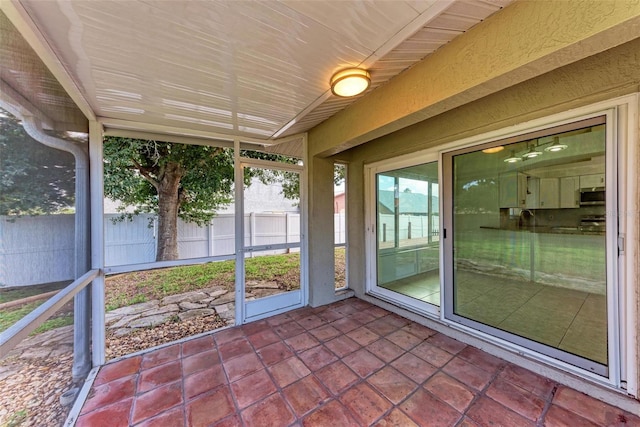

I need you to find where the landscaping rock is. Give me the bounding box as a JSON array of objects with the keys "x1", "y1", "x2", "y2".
[
  {"x1": 108, "y1": 301, "x2": 160, "y2": 316},
  {"x1": 161, "y1": 291, "x2": 208, "y2": 305},
  {"x1": 179, "y1": 301, "x2": 206, "y2": 310},
  {"x1": 208, "y1": 289, "x2": 228, "y2": 298},
  {"x1": 127, "y1": 314, "x2": 174, "y2": 329},
  {"x1": 178, "y1": 309, "x2": 215, "y2": 321},
  {"x1": 211, "y1": 292, "x2": 235, "y2": 305},
  {"x1": 108, "y1": 314, "x2": 141, "y2": 330},
  {"x1": 142, "y1": 304, "x2": 180, "y2": 317},
  {"x1": 19, "y1": 347, "x2": 52, "y2": 360},
  {"x1": 112, "y1": 328, "x2": 137, "y2": 337},
  {"x1": 247, "y1": 280, "x2": 280, "y2": 289}
]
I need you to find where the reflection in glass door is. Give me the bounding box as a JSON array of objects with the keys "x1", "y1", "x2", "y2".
[
  {"x1": 375, "y1": 162, "x2": 440, "y2": 307},
  {"x1": 444, "y1": 116, "x2": 612, "y2": 376}
]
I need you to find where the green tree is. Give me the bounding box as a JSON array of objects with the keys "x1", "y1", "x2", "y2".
[
  {"x1": 0, "y1": 110, "x2": 75, "y2": 216},
  {"x1": 103, "y1": 137, "x2": 302, "y2": 261}
]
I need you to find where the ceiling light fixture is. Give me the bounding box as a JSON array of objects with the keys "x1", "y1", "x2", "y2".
[
  {"x1": 503, "y1": 150, "x2": 522, "y2": 163},
  {"x1": 544, "y1": 136, "x2": 568, "y2": 152},
  {"x1": 482, "y1": 146, "x2": 504, "y2": 154},
  {"x1": 330, "y1": 68, "x2": 371, "y2": 97},
  {"x1": 522, "y1": 141, "x2": 543, "y2": 159}
]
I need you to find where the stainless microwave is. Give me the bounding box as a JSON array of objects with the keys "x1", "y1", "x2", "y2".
[{"x1": 580, "y1": 187, "x2": 605, "y2": 205}]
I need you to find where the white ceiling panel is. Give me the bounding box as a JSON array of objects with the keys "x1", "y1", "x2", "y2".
[
  {"x1": 11, "y1": 0, "x2": 512, "y2": 144},
  {"x1": 280, "y1": 1, "x2": 421, "y2": 52}
]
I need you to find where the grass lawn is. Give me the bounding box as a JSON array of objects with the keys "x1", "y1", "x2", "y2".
[
  {"x1": 0, "y1": 281, "x2": 74, "y2": 334},
  {"x1": 106, "y1": 248, "x2": 347, "y2": 311},
  {"x1": 1, "y1": 249, "x2": 347, "y2": 334}
]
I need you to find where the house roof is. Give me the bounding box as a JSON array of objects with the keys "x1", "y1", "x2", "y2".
[
  {"x1": 0, "y1": 0, "x2": 510, "y2": 154},
  {"x1": 378, "y1": 190, "x2": 438, "y2": 215}
]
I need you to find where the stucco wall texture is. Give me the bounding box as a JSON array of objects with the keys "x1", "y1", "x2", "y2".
[{"x1": 308, "y1": 0, "x2": 640, "y2": 157}]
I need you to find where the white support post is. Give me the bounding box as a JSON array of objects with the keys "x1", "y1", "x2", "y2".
[
  {"x1": 234, "y1": 140, "x2": 245, "y2": 325},
  {"x1": 89, "y1": 121, "x2": 105, "y2": 367}
]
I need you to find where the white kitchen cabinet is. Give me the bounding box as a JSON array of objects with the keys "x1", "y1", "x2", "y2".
[
  {"x1": 499, "y1": 172, "x2": 527, "y2": 208},
  {"x1": 560, "y1": 176, "x2": 580, "y2": 208},
  {"x1": 538, "y1": 178, "x2": 560, "y2": 209},
  {"x1": 580, "y1": 173, "x2": 605, "y2": 188}
]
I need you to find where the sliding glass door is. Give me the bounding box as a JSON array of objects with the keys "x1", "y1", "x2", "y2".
[
  {"x1": 368, "y1": 157, "x2": 440, "y2": 314},
  {"x1": 443, "y1": 115, "x2": 615, "y2": 376}
]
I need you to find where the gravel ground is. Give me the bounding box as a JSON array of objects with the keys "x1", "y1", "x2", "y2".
[
  {"x1": 0, "y1": 314, "x2": 227, "y2": 427},
  {"x1": 105, "y1": 313, "x2": 226, "y2": 360},
  {"x1": 0, "y1": 353, "x2": 73, "y2": 427}
]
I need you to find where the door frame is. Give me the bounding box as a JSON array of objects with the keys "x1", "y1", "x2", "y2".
[
  {"x1": 364, "y1": 150, "x2": 441, "y2": 318},
  {"x1": 233, "y1": 140, "x2": 308, "y2": 324},
  {"x1": 437, "y1": 97, "x2": 637, "y2": 393}
]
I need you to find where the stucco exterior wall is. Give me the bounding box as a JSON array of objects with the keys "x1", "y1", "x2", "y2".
[{"x1": 308, "y1": 1, "x2": 640, "y2": 158}]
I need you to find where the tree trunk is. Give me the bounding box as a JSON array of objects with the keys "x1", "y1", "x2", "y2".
[{"x1": 156, "y1": 163, "x2": 183, "y2": 261}]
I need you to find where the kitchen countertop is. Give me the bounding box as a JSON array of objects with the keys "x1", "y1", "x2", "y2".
[{"x1": 479, "y1": 226, "x2": 604, "y2": 235}]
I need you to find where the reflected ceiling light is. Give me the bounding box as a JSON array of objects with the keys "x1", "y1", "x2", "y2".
[
  {"x1": 503, "y1": 150, "x2": 522, "y2": 163},
  {"x1": 330, "y1": 68, "x2": 371, "y2": 97},
  {"x1": 522, "y1": 141, "x2": 543, "y2": 159},
  {"x1": 545, "y1": 136, "x2": 568, "y2": 152},
  {"x1": 482, "y1": 146, "x2": 504, "y2": 154}
]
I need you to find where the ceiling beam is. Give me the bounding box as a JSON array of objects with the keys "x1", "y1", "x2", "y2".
[
  {"x1": 103, "y1": 128, "x2": 264, "y2": 151},
  {"x1": 98, "y1": 117, "x2": 281, "y2": 146}
]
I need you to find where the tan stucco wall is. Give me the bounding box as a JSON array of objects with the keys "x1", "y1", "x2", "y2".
[{"x1": 308, "y1": 0, "x2": 640, "y2": 158}]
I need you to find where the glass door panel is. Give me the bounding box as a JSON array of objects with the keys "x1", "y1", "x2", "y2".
[
  {"x1": 375, "y1": 162, "x2": 440, "y2": 306},
  {"x1": 445, "y1": 117, "x2": 610, "y2": 375}
]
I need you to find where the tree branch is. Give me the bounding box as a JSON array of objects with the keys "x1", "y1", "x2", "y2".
[{"x1": 132, "y1": 159, "x2": 160, "y2": 190}]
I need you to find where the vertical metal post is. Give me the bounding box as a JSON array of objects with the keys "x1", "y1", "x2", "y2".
[
  {"x1": 72, "y1": 156, "x2": 91, "y2": 382},
  {"x1": 234, "y1": 140, "x2": 245, "y2": 325},
  {"x1": 89, "y1": 121, "x2": 105, "y2": 367}
]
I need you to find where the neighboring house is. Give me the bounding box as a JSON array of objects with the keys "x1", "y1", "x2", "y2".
[
  {"x1": 376, "y1": 190, "x2": 438, "y2": 216},
  {"x1": 333, "y1": 191, "x2": 345, "y2": 213}
]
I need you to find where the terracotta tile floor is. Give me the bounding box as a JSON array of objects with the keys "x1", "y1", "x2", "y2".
[{"x1": 75, "y1": 298, "x2": 640, "y2": 427}]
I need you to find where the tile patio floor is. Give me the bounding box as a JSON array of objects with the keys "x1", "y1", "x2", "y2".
[{"x1": 75, "y1": 298, "x2": 639, "y2": 427}]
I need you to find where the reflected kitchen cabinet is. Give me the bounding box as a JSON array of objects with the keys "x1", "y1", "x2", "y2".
[
  {"x1": 580, "y1": 173, "x2": 605, "y2": 189},
  {"x1": 538, "y1": 177, "x2": 560, "y2": 209},
  {"x1": 560, "y1": 176, "x2": 580, "y2": 208}
]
